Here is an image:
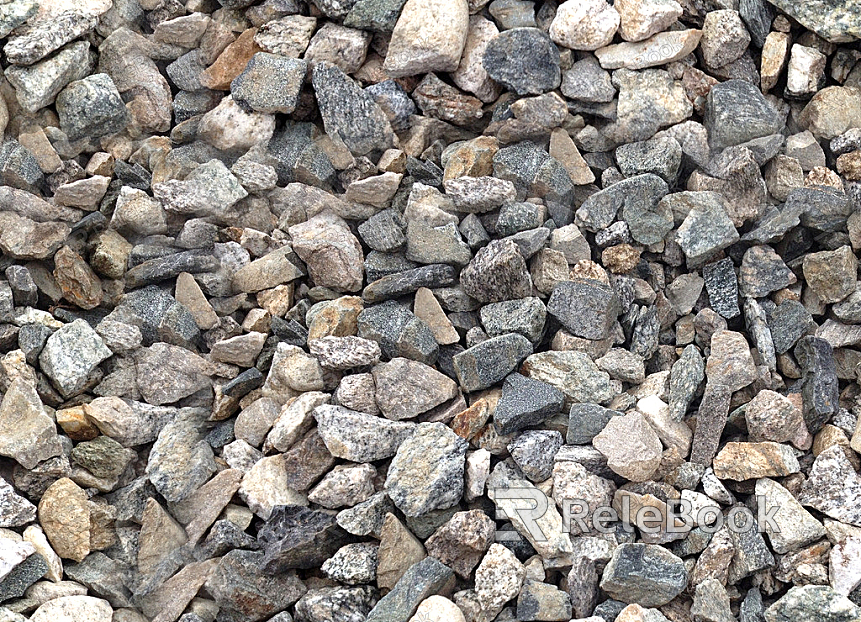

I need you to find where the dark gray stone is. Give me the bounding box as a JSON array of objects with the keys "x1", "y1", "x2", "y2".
[
  {"x1": 494, "y1": 372, "x2": 565, "y2": 434},
  {"x1": 482, "y1": 27, "x2": 561, "y2": 95},
  {"x1": 295, "y1": 586, "x2": 379, "y2": 622},
  {"x1": 452, "y1": 333, "x2": 533, "y2": 393},
  {"x1": 509, "y1": 430, "x2": 564, "y2": 481},
  {"x1": 312, "y1": 61, "x2": 395, "y2": 156},
  {"x1": 567, "y1": 403, "x2": 619, "y2": 445},
  {"x1": 763, "y1": 0, "x2": 861, "y2": 43},
  {"x1": 792, "y1": 186, "x2": 854, "y2": 233},
  {"x1": 460, "y1": 239, "x2": 533, "y2": 303},
  {"x1": 493, "y1": 141, "x2": 575, "y2": 205},
  {"x1": 365, "y1": 557, "x2": 454, "y2": 622},
  {"x1": 358, "y1": 209, "x2": 406, "y2": 252},
  {"x1": 0, "y1": 139, "x2": 44, "y2": 192},
  {"x1": 599, "y1": 543, "x2": 687, "y2": 607},
  {"x1": 0, "y1": 553, "x2": 47, "y2": 601},
  {"x1": 768, "y1": 300, "x2": 815, "y2": 354},
  {"x1": 357, "y1": 300, "x2": 439, "y2": 364},
  {"x1": 231, "y1": 53, "x2": 306, "y2": 114},
  {"x1": 547, "y1": 279, "x2": 621, "y2": 340},
  {"x1": 366, "y1": 79, "x2": 418, "y2": 133},
  {"x1": 56, "y1": 73, "x2": 130, "y2": 142},
  {"x1": 363, "y1": 264, "x2": 457, "y2": 303},
  {"x1": 259, "y1": 505, "x2": 351, "y2": 573},
  {"x1": 267, "y1": 122, "x2": 337, "y2": 188},
  {"x1": 739, "y1": 0, "x2": 773, "y2": 47},
  {"x1": 479, "y1": 297, "x2": 546, "y2": 344},
  {"x1": 344, "y1": 0, "x2": 408, "y2": 31},
  {"x1": 704, "y1": 80, "x2": 784, "y2": 150},
  {"x1": 795, "y1": 336, "x2": 839, "y2": 433},
  {"x1": 703, "y1": 258, "x2": 740, "y2": 319}
]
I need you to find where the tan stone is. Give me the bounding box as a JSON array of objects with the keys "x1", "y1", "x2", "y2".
[
  {"x1": 712, "y1": 442, "x2": 800, "y2": 480},
  {"x1": 53, "y1": 245, "x2": 103, "y2": 310},
  {"x1": 38, "y1": 478, "x2": 90, "y2": 562},
  {"x1": 56, "y1": 406, "x2": 100, "y2": 441},
  {"x1": 443, "y1": 136, "x2": 499, "y2": 182},
  {"x1": 837, "y1": 150, "x2": 861, "y2": 181},
  {"x1": 377, "y1": 512, "x2": 426, "y2": 589},
  {"x1": 549, "y1": 128, "x2": 595, "y2": 185},
  {"x1": 761, "y1": 31, "x2": 790, "y2": 92},
  {"x1": 138, "y1": 498, "x2": 187, "y2": 575},
  {"x1": 23, "y1": 525, "x2": 62, "y2": 582},
  {"x1": 307, "y1": 296, "x2": 364, "y2": 340},
  {"x1": 414, "y1": 287, "x2": 459, "y2": 345},
  {"x1": 175, "y1": 272, "x2": 219, "y2": 330}
]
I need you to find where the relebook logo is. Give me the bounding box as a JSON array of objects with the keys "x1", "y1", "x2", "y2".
[{"x1": 491, "y1": 487, "x2": 780, "y2": 542}]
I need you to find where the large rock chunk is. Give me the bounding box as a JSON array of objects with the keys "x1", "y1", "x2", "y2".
[
  {"x1": 592, "y1": 411, "x2": 663, "y2": 482},
  {"x1": 548, "y1": 279, "x2": 621, "y2": 340},
  {"x1": 385, "y1": 422, "x2": 468, "y2": 517},
  {"x1": 373, "y1": 358, "x2": 458, "y2": 420},
  {"x1": 55, "y1": 73, "x2": 129, "y2": 141},
  {"x1": 37, "y1": 478, "x2": 90, "y2": 563},
  {"x1": 549, "y1": 0, "x2": 620, "y2": 50},
  {"x1": 482, "y1": 27, "x2": 561, "y2": 95},
  {"x1": 259, "y1": 505, "x2": 350, "y2": 572},
  {"x1": 207, "y1": 549, "x2": 307, "y2": 621},
  {"x1": 763, "y1": 585, "x2": 861, "y2": 622},
  {"x1": 452, "y1": 333, "x2": 533, "y2": 392},
  {"x1": 146, "y1": 410, "x2": 217, "y2": 503},
  {"x1": 763, "y1": 0, "x2": 861, "y2": 43},
  {"x1": 798, "y1": 445, "x2": 861, "y2": 526},
  {"x1": 383, "y1": 0, "x2": 468, "y2": 77},
  {"x1": 314, "y1": 404, "x2": 417, "y2": 462},
  {"x1": 39, "y1": 319, "x2": 112, "y2": 399},
  {"x1": 312, "y1": 61, "x2": 394, "y2": 155},
  {"x1": 135, "y1": 342, "x2": 211, "y2": 406},
  {"x1": 357, "y1": 301, "x2": 439, "y2": 364},
  {"x1": 755, "y1": 478, "x2": 825, "y2": 554},
  {"x1": 600, "y1": 544, "x2": 687, "y2": 607},
  {"x1": 493, "y1": 373, "x2": 565, "y2": 435},
  {"x1": 705, "y1": 80, "x2": 784, "y2": 150},
  {"x1": 289, "y1": 212, "x2": 364, "y2": 293},
  {"x1": 0, "y1": 379, "x2": 62, "y2": 470},
  {"x1": 29, "y1": 595, "x2": 113, "y2": 622},
  {"x1": 367, "y1": 556, "x2": 454, "y2": 622},
  {"x1": 460, "y1": 239, "x2": 532, "y2": 303},
  {"x1": 153, "y1": 159, "x2": 248, "y2": 218}
]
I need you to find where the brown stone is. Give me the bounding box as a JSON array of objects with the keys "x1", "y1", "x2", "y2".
[
  {"x1": 712, "y1": 442, "x2": 800, "y2": 480},
  {"x1": 53, "y1": 245, "x2": 103, "y2": 310},
  {"x1": 138, "y1": 498, "x2": 188, "y2": 575},
  {"x1": 200, "y1": 28, "x2": 261, "y2": 90},
  {"x1": 425, "y1": 510, "x2": 495, "y2": 578},
  {"x1": 307, "y1": 296, "x2": 364, "y2": 340}
]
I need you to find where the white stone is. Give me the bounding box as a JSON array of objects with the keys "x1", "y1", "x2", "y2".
[
  {"x1": 614, "y1": 0, "x2": 683, "y2": 41},
  {"x1": 595, "y1": 29, "x2": 702, "y2": 70},
  {"x1": 238, "y1": 455, "x2": 308, "y2": 519},
  {"x1": 29, "y1": 595, "x2": 113, "y2": 622},
  {"x1": 549, "y1": 0, "x2": 620, "y2": 51},
  {"x1": 408, "y1": 595, "x2": 466, "y2": 622},
  {"x1": 451, "y1": 15, "x2": 502, "y2": 103}
]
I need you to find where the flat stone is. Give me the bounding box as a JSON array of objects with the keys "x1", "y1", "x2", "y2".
[
  {"x1": 595, "y1": 30, "x2": 702, "y2": 70},
  {"x1": 154, "y1": 159, "x2": 248, "y2": 218},
  {"x1": 315, "y1": 404, "x2": 416, "y2": 462},
  {"x1": 713, "y1": 442, "x2": 800, "y2": 480},
  {"x1": 795, "y1": 336, "x2": 840, "y2": 434},
  {"x1": 521, "y1": 350, "x2": 616, "y2": 404},
  {"x1": 755, "y1": 478, "x2": 825, "y2": 554},
  {"x1": 705, "y1": 80, "x2": 784, "y2": 150},
  {"x1": 4, "y1": 10, "x2": 96, "y2": 66},
  {"x1": 5, "y1": 41, "x2": 93, "y2": 113},
  {"x1": 763, "y1": 0, "x2": 861, "y2": 43},
  {"x1": 0, "y1": 379, "x2": 62, "y2": 469},
  {"x1": 673, "y1": 192, "x2": 740, "y2": 267},
  {"x1": 135, "y1": 343, "x2": 210, "y2": 406},
  {"x1": 0, "y1": 213, "x2": 69, "y2": 260},
  {"x1": 146, "y1": 410, "x2": 217, "y2": 504},
  {"x1": 28, "y1": 596, "x2": 112, "y2": 622}
]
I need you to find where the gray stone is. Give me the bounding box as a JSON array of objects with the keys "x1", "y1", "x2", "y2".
[
  {"x1": 795, "y1": 336, "x2": 839, "y2": 433},
  {"x1": 312, "y1": 61, "x2": 394, "y2": 156},
  {"x1": 493, "y1": 373, "x2": 565, "y2": 435},
  {"x1": 259, "y1": 505, "x2": 350, "y2": 573},
  {"x1": 798, "y1": 445, "x2": 861, "y2": 526},
  {"x1": 674, "y1": 192, "x2": 740, "y2": 267},
  {"x1": 295, "y1": 586, "x2": 378, "y2": 622},
  {"x1": 4, "y1": 10, "x2": 96, "y2": 66},
  {"x1": 363, "y1": 264, "x2": 457, "y2": 303},
  {"x1": 206, "y1": 549, "x2": 307, "y2": 620},
  {"x1": 344, "y1": 0, "x2": 408, "y2": 31},
  {"x1": 154, "y1": 159, "x2": 248, "y2": 218},
  {"x1": 373, "y1": 357, "x2": 458, "y2": 420},
  {"x1": 231, "y1": 53, "x2": 306, "y2": 114},
  {"x1": 0, "y1": 0, "x2": 37, "y2": 39},
  {"x1": 764, "y1": 585, "x2": 861, "y2": 622},
  {"x1": 0, "y1": 379, "x2": 62, "y2": 470},
  {"x1": 5, "y1": 41, "x2": 94, "y2": 113},
  {"x1": 146, "y1": 410, "x2": 217, "y2": 504},
  {"x1": 702, "y1": 258, "x2": 740, "y2": 319},
  {"x1": 480, "y1": 297, "x2": 546, "y2": 344},
  {"x1": 561, "y1": 56, "x2": 615, "y2": 103},
  {"x1": 357, "y1": 301, "x2": 439, "y2": 365},
  {"x1": 314, "y1": 404, "x2": 417, "y2": 462},
  {"x1": 600, "y1": 544, "x2": 687, "y2": 607},
  {"x1": 55, "y1": 74, "x2": 130, "y2": 142},
  {"x1": 705, "y1": 80, "x2": 785, "y2": 150},
  {"x1": 366, "y1": 557, "x2": 454, "y2": 622},
  {"x1": 39, "y1": 319, "x2": 112, "y2": 399},
  {"x1": 385, "y1": 422, "x2": 467, "y2": 517},
  {"x1": 616, "y1": 136, "x2": 682, "y2": 183},
  {"x1": 482, "y1": 27, "x2": 561, "y2": 95},
  {"x1": 548, "y1": 279, "x2": 621, "y2": 340},
  {"x1": 460, "y1": 239, "x2": 532, "y2": 303},
  {"x1": 452, "y1": 333, "x2": 533, "y2": 392},
  {"x1": 508, "y1": 430, "x2": 563, "y2": 481},
  {"x1": 567, "y1": 403, "x2": 619, "y2": 445}
]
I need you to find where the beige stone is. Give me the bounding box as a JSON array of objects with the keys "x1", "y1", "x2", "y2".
[
  {"x1": 377, "y1": 512, "x2": 426, "y2": 590},
  {"x1": 549, "y1": 128, "x2": 595, "y2": 185},
  {"x1": 175, "y1": 272, "x2": 219, "y2": 330},
  {"x1": 38, "y1": 478, "x2": 90, "y2": 562},
  {"x1": 414, "y1": 287, "x2": 459, "y2": 345}
]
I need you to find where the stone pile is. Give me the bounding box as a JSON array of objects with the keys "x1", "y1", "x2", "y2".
[{"x1": 0, "y1": 0, "x2": 859, "y2": 621}]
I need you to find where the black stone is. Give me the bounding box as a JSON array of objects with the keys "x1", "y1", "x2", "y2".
[{"x1": 258, "y1": 505, "x2": 350, "y2": 573}]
